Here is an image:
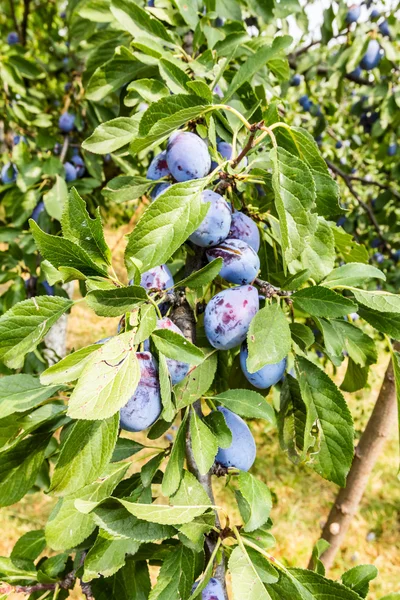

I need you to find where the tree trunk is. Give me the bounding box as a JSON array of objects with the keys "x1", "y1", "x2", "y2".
[{"x1": 310, "y1": 346, "x2": 399, "y2": 571}]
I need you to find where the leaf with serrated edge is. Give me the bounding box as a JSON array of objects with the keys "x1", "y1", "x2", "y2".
[
  {"x1": 238, "y1": 472, "x2": 272, "y2": 533},
  {"x1": 322, "y1": 263, "x2": 385, "y2": 288},
  {"x1": 229, "y1": 545, "x2": 272, "y2": 600},
  {"x1": 85, "y1": 286, "x2": 148, "y2": 318},
  {"x1": 0, "y1": 374, "x2": 61, "y2": 419},
  {"x1": 175, "y1": 257, "x2": 223, "y2": 289},
  {"x1": 40, "y1": 345, "x2": 100, "y2": 386},
  {"x1": 190, "y1": 410, "x2": 218, "y2": 476},
  {"x1": 350, "y1": 289, "x2": 400, "y2": 314},
  {"x1": 113, "y1": 499, "x2": 213, "y2": 525},
  {"x1": 67, "y1": 333, "x2": 140, "y2": 420},
  {"x1": 292, "y1": 286, "x2": 357, "y2": 318},
  {"x1": 213, "y1": 389, "x2": 275, "y2": 423},
  {"x1": 247, "y1": 303, "x2": 291, "y2": 373},
  {"x1": 162, "y1": 411, "x2": 187, "y2": 497},
  {"x1": 82, "y1": 116, "x2": 141, "y2": 154},
  {"x1": 151, "y1": 329, "x2": 204, "y2": 365},
  {"x1": 174, "y1": 351, "x2": 218, "y2": 410},
  {"x1": 82, "y1": 533, "x2": 139, "y2": 582}
]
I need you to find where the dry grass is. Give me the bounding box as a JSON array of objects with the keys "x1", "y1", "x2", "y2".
[{"x1": 2, "y1": 228, "x2": 399, "y2": 599}]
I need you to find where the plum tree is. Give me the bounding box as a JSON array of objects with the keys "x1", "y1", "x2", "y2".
[
  {"x1": 227, "y1": 211, "x2": 260, "y2": 252},
  {"x1": 166, "y1": 131, "x2": 211, "y2": 181},
  {"x1": 119, "y1": 352, "x2": 162, "y2": 432},
  {"x1": 206, "y1": 239, "x2": 260, "y2": 285},
  {"x1": 240, "y1": 344, "x2": 287, "y2": 389},
  {"x1": 215, "y1": 407, "x2": 256, "y2": 471},
  {"x1": 204, "y1": 285, "x2": 259, "y2": 350},
  {"x1": 188, "y1": 190, "x2": 231, "y2": 247}
]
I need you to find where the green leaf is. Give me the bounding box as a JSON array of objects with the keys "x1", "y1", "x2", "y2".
[
  {"x1": 151, "y1": 329, "x2": 204, "y2": 365},
  {"x1": 40, "y1": 345, "x2": 100, "y2": 385},
  {"x1": 0, "y1": 556, "x2": 37, "y2": 583},
  {"x1": 332, "y1": 226, "x2": 369, "y2": 264},
  {"x1": 213, "y1": 389, "x2": 275, "y2": 423},
  {"x1": 159, "y1": 58, "x2": 191, "y2": 94},
  {"x1": 102, "y1": 175, "x2": 151, "y2": 204},
  {"x1": 340, "y1": 358, "x2": 369, "y2": 393},
  {"x1": 238, "y1": 472, "x2": 272, "y2": 532},
  {"x1": 322, "y1": 263, "x2": 386, "y2": 289},
  {"x1": 91, "y1": 557, "x2": 150, "y2": 600},
  {"x1": 0, "y1": 433, "x2": 51, "y2": 507},
  {"x1": 11, "y1": 530, "x2": 46, "y2": 562},
  {"x1": 111, "y1": 437, "x2": 145, "y2": 462},
  {"x1": 175, "y1": 257, "x2": 223, "y2": 289},
  {"x1": 174, "y1": 351, "x2": 218, "y2": 410},
  {"x1": 110, "y1": 0, "x2": 173, "y2": 43},
  {"x1": 270, "y1": 147, "x2": 317, "y2": 269},
  {"x1": 223, "y1": 36, "x2": 292, "y2": 102},
  {"x1": 50, "y1": 414, "x2": 119, "y2": 497},
  {"x1": 358, "y1": 307, "x2": 400, "y2": 340},
  {"x1": 162, "y1": 412, "x2": 188, "y2": 497},
  {"x1": 204, "y1": 410, "x2": 232, "y2": 448},
  {"x1": 246, "y1": 303, "x2": 291, "y2": 373},
  {"x1": 229, "y1": 545, "x2": 272, "y2": 600},
  {"x1": 67, "y1": 333, "x2": 141, "y2": 420},
  {"x1": 268, "y1": 567, "x2": 365, "y2": 600},
  {"x1": 43, "y1": 175, "x2": 68, "y2": 221},
  {"x1": 341, "y1": 565, "x2": 378, "y2": 598},
  {"x1": 83, "y1": 533, "x2": 140, "y2": 582},
  {"x1": 114, "y1": 498, "x2": 211, "y2": 525},
  {"x1": 158, "y1": 352, "x2": 174, "y2": 422},
  {"x1": 61, "y1": 188, "x2": 111, "y2": 266},
  {"x1": 292, "y1": 287, "x2": 357, "y2": 318},
  {"x1": 290, "y1": 323, "x2": 315, "y2": 351},
  {"x1": 45, "y1": 463, "x2": 128, "y2": 551},
  {"x1": 350, "y1": 289, "x2": 400, "y2": 314},
  {"x1": 141, "y1": 452, "x2": 165, "y2": 488},
  {"x1": 92, "y1": 503, "x2": 176, "y2": 542},
  {"x1": 148, "y1": 544, "x2": 195, "y2": 600},
  {"x1": 278, "y1": 375, "x2": 308, "y2": 464},
  {"x1": 126, "y1": 78, "x2": 169, "y2": 103},
  {"x1": 330, "y1": 321, "x2": 377, "y2": 367},
  {"x1": 85, "y1": 286, "x2": 148, "y2": 317},
  {"x1": 173, "y1": 0, "x2": 199, "y2": 28},
  {"x1": 190, "y1": 410, "x2": 218, "y2": 476},
  {"x1": 82, "y1": 116, "x2": 141, "y2": 154},
  {"x1": 0, "y1": 296, "x2": 74, "y2": 369},
  {"x1": 30, "y1": 220, "x2": 108, "y2": 277},
  {"x1": 290, "y1": 217, "x2": 335, "y2": 283},
  {"x1": 125, "y1": 179, "x2": 209, "y2": 273},
  {"x1": 0, "y1": 374, "x2": 60, "y2": 419},
  {"x1": 296, "y1": 357, "x2": 354, "y2": 486}
]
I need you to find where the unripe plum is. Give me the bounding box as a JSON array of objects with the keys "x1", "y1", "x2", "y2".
[
  {"x1": 346, "y1": 5, "x2": 361, "y2": 23},
  {"x1": 240, "y1": 343, "x2": 287, "y2": 389},
  {"x1": 227, "y1": 211, "x2": 260, "y2": 252},
  {"x1": 166, "y1": 132, "x2": 211, "y2": 182},
  {"x1": 204, "y1": 285, "x2": 259, "y2": 350},
  {"x1": 151, "y1": 182, "x2": 171, "y2": 200},
  {"x1": 360, "y1": 40, "x2": 381, "y2": 70},
  {"x1": 7, "y1": 32, "x2": 19, "y2": 45},
  {"x1": 155, "y1": 317, "x2": 189, "y2": 384},
  {"x1": 58, "y1": 111, "x2": 75, "y2": 133},
  {"x1": 140, "y1": 264, "x2": 174, "y2": 291},
  {"x1": 191, "y1": 577, "x2": 225, "y2": 599},
  {"x1": 120, "y1": 352, "x2": 162, "y2": 432},
  {"x1": 1, "y1": 162, "x2": 17, "y2": 184},
  {"x1": 215, "y1": 407, "x2": 256, "y2": 471},
  {"x1": 206, "y1": 239, "x2": 260, "y2": 285},
  {"x1": 189, "y1": 190, "x2": 231, "y2": 247},
  {"x1": 64, "y1": 162, "x2": 77, "y2": 182},
  {"x1": 147, "y1": 150, "x2": 170, "y2": 180}
]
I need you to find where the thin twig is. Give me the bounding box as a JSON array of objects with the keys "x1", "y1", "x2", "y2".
[
  {"x1": 60, "y1": 135, "x2": 69, "y2": 164},
  {"x1": 349, "y1": 174, "x2": 400, "y2": 200}
]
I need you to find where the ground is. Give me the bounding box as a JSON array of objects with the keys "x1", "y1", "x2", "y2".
[{"x1": 3, "y1": 228, "x2": 399, "y2": 599}]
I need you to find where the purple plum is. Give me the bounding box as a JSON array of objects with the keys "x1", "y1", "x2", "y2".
[
  {"x1": 204, "y1": 285, "x2": 259, "y2": 350},
  {"x1": 217, "y1": 141, "x2": 248, "y2": 168},
  {"x1": 31, "y1": 201, "x2": 45, "y2": 222},
  {"x1": 7, "y1": 32, "x2": 19, "y2": 45},
  {"x1": 151, "y1": 182, "x2": 171, "y2": 201},
  {"x1": 360, "y1": 40, "x2": 381, "y2": 70},
  {"x1": 379, "y1": 20, "x2": 390, "y2": 37},
  {"x1": 191, "y1": 577, "x2": 224, "y2": 599},
  {"x1": 147, "y1": 150, "x2": 171, "y2": 180},
  {"x1": 227, "y1": 211, "x2": 260, "y2": 252},
  {"x1": 346, "y1": 5, "x2": 361, "y2": 23},
  {"x1": 240, "y1": 343, "x2": 287, "y2": 389},
  {"x1": 291, "y1": 74, "x2": 301, "y2": 86},
  {"x1": 215, "y1": 407, "x2": 256, "y2": 471},
  {"x1": 140, "y1": 265, "x2": 174, "y2": 291},
  {"x1": 58, "y1": 111, "x2": 75, "y2": 133},
  {"x1": 166, "y1": 132, "x2": 211, "y2": 182},
  {"x1": 189, "y1": 190, "x2": 231, "y2": 247},
  {"x1": 206, "y1": 239, "x2": 260, "y2": 285},
  {"x1": 120, "y1": 352, "x2": 162, "y2": 432},
  {"x1": 71, "y1": 154, "x2": 85, "y2": 177},
  {"x1": 64, "y1": 162, "x2": 77, "y2": 182},
  {"x1": 1, "y1": 162, "x2": 17, "y2": 184},
  {"x1": 155, "y1": 317, "x2": 189, "y2": 384}
]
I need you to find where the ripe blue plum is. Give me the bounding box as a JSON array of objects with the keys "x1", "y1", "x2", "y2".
[
  {"x1": 31, "y1": 201, "x2": 45, "y2": 222},
  {"x1": 58, "y1": 111, "x2": 75, "y2": 133},
  {"x1": 13, "y1": 135, "x2": 26, "y2": 145},
  {"x1": 299, "y1": 94, "x2": 312, "y2": 111},
  {"x1": 336, "y1": 216, "x2": 346, "y2": 227},
  {"x1": 206, "y1": 239, "x2": 260, "y2": 285},
  {"x1": 360, "y1": 40, "x2": 381, "y2": 70},
  {"x1": 40, "y1": 281, "x2": 55, "y2": 296},
  {"x1": 71, "y1": 155, "x2": 85, "y2": 177},
  {"x1": 227, "y1": 211, "x2": 260, "y2": 252},
  {"x1": 373, "y1": 252, "x2": 384, "y2": 263},
  {"x1": 240, "y1": 343, "x2": 287, "y2": 389},
  {"x1": 140, "y1": 264, "x2": 174, "y2": 292},
  {"x1": 379, "y1": 20, "x2": 390, "y2": 37},
  {"x1": 346, "y1": 5, "x2": 361, "y2": 23},
  {"x1": 64, "y1": 162, "x2": 77, "y2": 182},
  {"x1": 204, "y1": 285, "x2": 259, "y2": 350},
  {"x1": 214, "y1": 84, "x2": 224, "y2": 98},
  {"x1": 335, "y1": 140, "x2": 343, "y2": 149},
  {"x1": 217, "y1": 141, "x2": 248, "y2": 168},
  {"x1": 370, "y1": 8, "x2": 380, "y2": 18},
  {"x1": 7, "y1": 32, "x2": 19, "y2": 45},
  {"x1": 350, "y1": 66, "x2": 362, "y2": 78},
  {"x1": 166, "y1": 132, "x2": 211, "y2": 182},
  {"x1": 191, "y1": 577, "x2": 224, "y2": 599},
  {"x1": 120, "y1": 352, "x2": 162, "y2": 432},
  {"x1": 1, "y1": 162, "x2": 17, "y2": 184},
  {"x1": 155, "y1": 317, "x2": 189, "y2": 384},
  {"x1": 189, "y1": 190, "x2": 231, "y2": 247},
  {"x1": 147, "y1": 150, "x2": 171, "y2": 180},
  {"x1": 387, "y1": 143, "x2": 397, "y2": 156},
  {"x1": 291, "y1": 74, "x2": 301, "y2": 86},
  {"x1": 215, "y1": 407, "x2": 256, "y2": 471},
  {"x1": 151, "y1": 182, "x2": 171, "y2": 200}
]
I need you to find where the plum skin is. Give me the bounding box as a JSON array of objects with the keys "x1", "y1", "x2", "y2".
[
  {"x1": 1, "y1": 162, "x2": 17, "y2": 184},
  {"x1": 151, "y1": 182, "x2": 171, "y2": 200},
  {"x1": 147, "y1": 150, "x2": 170, "y2": 180},
  {"x1": 206, "y1": 239, "x2": 260, "y2": 285},
  {"x1": 228, "y1": 211, "x2": 260, "y2": 252},
  {"x1": 204, "y1": 285, "x2": 259, "y2": 350},
  {"x1": 215, "y1": 407, "x2": 256, "y2": 471},
  {"x1": 120, "y1": 352, "x2": 162, "y2": 432},
  {"x1": 140, "y1": 265, "x2": 174, "y2": 291},
  {"x1": 240, "y1": 343, "x2": 287, "y2": 389},
  {"x1": 166, "y1": 132, "x2": 211, "y2": 182},
  {"x1": 189, "y1": 190, "x2": 231, "y2": 248},
  {"x1": 360, "y1": 40, "x2": 381, "y2": 70},
  {"x1": 155, "y1": 317, "x2": 190, "y2": 385},
  {"x1": 64, "y1": 162, "x2": 77, "y2": 182},
  {"x1": 191, "y1": 577, "x2": 225, "y2": 599},
  {"x1": 58, "y1": 112, "x2": 75, "y2": 133}
]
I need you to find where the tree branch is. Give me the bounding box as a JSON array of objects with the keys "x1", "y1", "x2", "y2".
[
  {"x1": 326, "y1": 159, "x2": 390, "y2": 251},
  {"x1": 349, "y1": 173, "x2": 400, "y2": 201},
  {"x1": 21, "y1": 0, "x2": 31, "y2": 46}
]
